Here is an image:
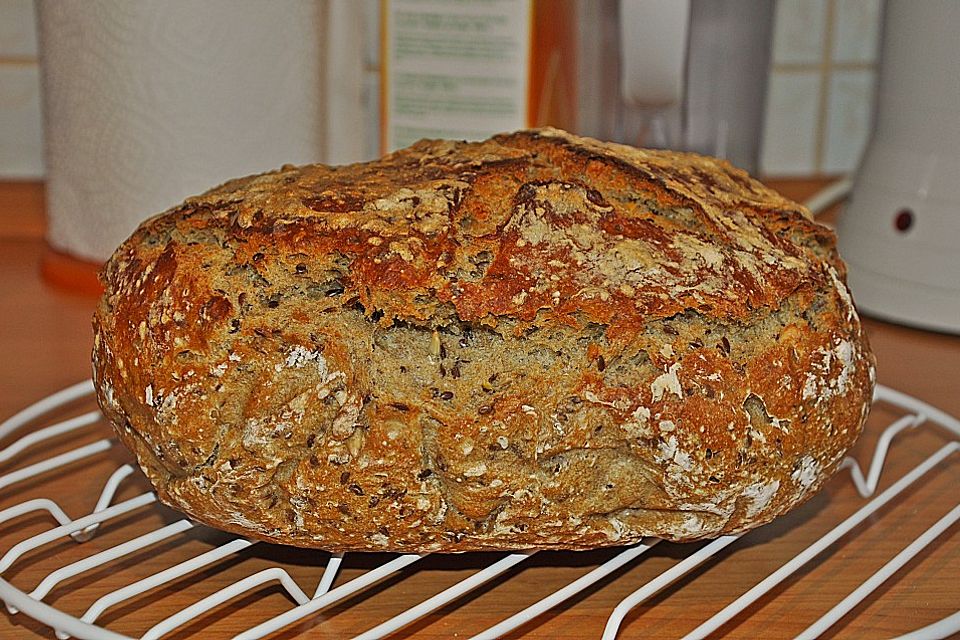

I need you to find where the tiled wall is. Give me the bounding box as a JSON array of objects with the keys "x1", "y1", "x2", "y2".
[
  {"x1": 0, "y1": 0, "x2": 43, "y2": 178},
  {"x1": 760, "y1": 0, "x2": 883, "y2": 177}
]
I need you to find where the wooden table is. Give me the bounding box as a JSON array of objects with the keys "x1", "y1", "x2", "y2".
[{"x1": 0, "y1": 182, "x2": 958, "y2": 639}]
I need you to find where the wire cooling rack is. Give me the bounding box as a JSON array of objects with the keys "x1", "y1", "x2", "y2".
[{"x1": 0, "y1": 380, "x2": 958, "y2": 639}]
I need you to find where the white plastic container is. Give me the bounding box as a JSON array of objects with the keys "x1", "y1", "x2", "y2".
[{"x1": 838, "y1": 0, "x2": 960, "y2": 333}]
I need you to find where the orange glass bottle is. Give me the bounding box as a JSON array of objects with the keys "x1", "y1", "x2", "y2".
[{"x1": 528, "y1": 0, "x2": 578, "y2": 130}]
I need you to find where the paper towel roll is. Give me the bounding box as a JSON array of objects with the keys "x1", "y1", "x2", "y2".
[{"x1": 37, "y1": 0, "x2": 326, "y2": 262}]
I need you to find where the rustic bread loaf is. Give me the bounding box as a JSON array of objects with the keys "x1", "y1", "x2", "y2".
[{"x1": 93, "y1": 128, "x2": 875, "y2": 552}]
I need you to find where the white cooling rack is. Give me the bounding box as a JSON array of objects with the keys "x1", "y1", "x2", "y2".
[{"x1": 0, "y1": 380, "x2": 958, "y2": 639}]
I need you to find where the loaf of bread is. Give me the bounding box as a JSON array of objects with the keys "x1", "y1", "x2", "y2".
[{"x1": 93, "y1": 128, "x2": 875, "y2": 552}]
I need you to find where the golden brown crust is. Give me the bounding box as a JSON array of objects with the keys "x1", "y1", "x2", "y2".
[{"x1": 93, "y1": 128, "x2": 875, "y2": 552}]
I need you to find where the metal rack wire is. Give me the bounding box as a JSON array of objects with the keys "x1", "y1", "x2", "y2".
[{"x1": 0, "y1": 380, "x2": 957, "y2": 639}]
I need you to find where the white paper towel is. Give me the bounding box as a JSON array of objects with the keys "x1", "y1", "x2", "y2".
[{"x1": 37, "y1": 0, "x2": 326, "y2": 262}]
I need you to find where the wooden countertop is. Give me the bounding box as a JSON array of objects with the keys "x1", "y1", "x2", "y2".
[{"x1": 0, "y1": 181, "x2": 958, "y2": 639}]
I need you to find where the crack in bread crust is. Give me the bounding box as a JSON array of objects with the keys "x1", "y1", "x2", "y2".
[{"x1": 93, "y1": 128, "x2": 875, "y2": 552}]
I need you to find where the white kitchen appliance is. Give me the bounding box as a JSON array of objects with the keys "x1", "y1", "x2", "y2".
[{"x1": 838, "y1": 0, "x2": 960, "y2": 333}]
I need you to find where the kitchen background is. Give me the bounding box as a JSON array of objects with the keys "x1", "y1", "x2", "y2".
[
  {"x1": 2, "y1": 4, "x2": 960, "y2": 639},
  {"x1": 0, "y1": 0, "x2": 882, "y2": 182}
]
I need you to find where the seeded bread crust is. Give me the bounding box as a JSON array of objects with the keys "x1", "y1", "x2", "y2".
[{"x1": 93, "y1": 128, "x2": 875, "y2": 552}]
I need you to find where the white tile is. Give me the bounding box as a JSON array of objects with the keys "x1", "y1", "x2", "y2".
[
  {"x1": 0, "y1": 64, "x2": 44, "y2": 178},
  {"x1": 0, "y1": 0, "x2": 37, "y2": 58},
  {"x1": 760, "y1": 71, "x2": 821, "y2": 176},
  {"x1": 832, "y1": 0, "x2": 882, "y2": 63},
  {"x1": 822, "y1": 69, "x2": 876, "y2": 173},
  {"x1": 772, "y1": 0, "x2": 826, "y2": 65}
]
